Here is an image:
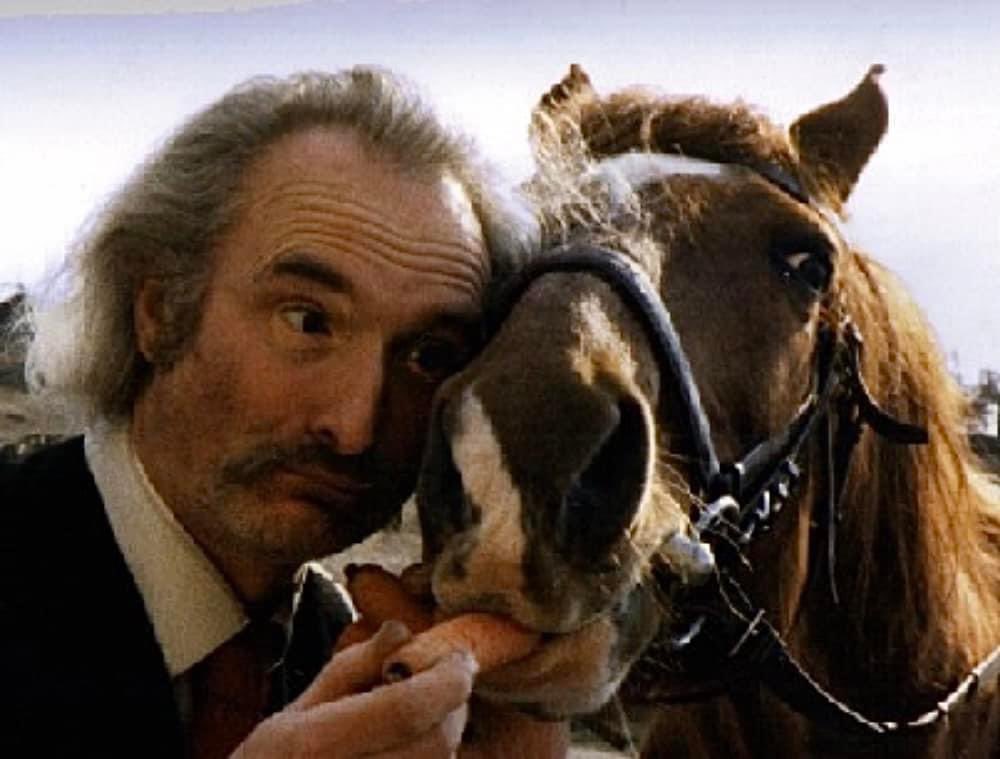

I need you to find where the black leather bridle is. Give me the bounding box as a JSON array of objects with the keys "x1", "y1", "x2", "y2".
[{"x1": 484, "y1": 240, "x2": 1000, "y2": 739}]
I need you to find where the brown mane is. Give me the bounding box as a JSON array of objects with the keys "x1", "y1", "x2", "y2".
[{"x1": 831, "y1": 250, "x2": 1000, "y2": 699}]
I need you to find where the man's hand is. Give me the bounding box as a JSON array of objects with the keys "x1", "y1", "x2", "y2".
[
  {"x1": 335, "y1": 563, "x2": 570, "y2": 759},
  {"x1": 234, "y1": 621, "x2": 475, "y2": 758}
]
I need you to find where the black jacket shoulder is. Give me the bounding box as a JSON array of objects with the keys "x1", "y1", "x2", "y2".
[{"x1": 0, "y1": 436, "x2": 183, "y2": 757}]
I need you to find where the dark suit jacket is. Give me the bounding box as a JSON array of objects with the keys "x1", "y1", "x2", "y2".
[{"x1": 0, "y1": 437, "x2": 351, "y2": 757}]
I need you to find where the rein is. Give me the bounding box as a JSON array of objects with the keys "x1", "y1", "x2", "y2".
[{"x1": 486, "y1": 241, "x2": 1000, "y2": 740}]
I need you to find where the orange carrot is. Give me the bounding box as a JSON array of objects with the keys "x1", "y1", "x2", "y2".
[
  {"x1": 382, "y1": 612, "x2": 540, "y2": 682},
  {"x1": 332, "y1": 618, "x2": 378, "y2": 653},
  {"x1": 344, "y1": 563, "x2": 434, "y2": 634}
]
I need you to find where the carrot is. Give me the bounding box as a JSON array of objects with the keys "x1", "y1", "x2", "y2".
[
  {"x1": 344, "y1": 563, "x2": 435, "y2": 634},
  {"x1": 332, "y1": 618, "x2": 378, "y2": 653},
  {"x1": 381, "y1": 612, "x2": 540, "y2": 682},
  {"x1": 341, "y1": 564, "x2": 541, "y2": 682}
]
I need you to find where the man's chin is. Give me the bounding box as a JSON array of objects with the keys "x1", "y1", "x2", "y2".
[{"x1": 265, "y1": 487, "x2": 399, "y2": 552}]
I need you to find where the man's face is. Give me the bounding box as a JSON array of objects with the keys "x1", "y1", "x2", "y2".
[{"x1": 132, "y1": 127, "x2": 489, "y2": 591}]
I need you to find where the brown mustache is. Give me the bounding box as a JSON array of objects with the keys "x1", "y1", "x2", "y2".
[{"x1": 221, "y1": 442, "x2": 379, "y2": 489}]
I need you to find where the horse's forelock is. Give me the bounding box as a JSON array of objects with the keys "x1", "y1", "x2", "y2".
[{"x1": 579, "y1": 91, "x2": 797, "y2": 184}]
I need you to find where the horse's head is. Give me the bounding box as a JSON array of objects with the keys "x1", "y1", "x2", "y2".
[
  {"x1": 415, "y1": 65, "x2": 895, "y2": 717},
  {"x1": 416, "y1": 255, "x2": 670, "y2": 714}
]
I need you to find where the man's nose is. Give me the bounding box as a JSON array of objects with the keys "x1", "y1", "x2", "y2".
[{"x1": 310, "y1": 340, "x2": 385, "y2": 455}]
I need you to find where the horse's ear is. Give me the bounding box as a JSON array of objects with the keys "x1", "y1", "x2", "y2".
[
  {"x1": 790, "y1": 65, "x2": 888, "y2": 210},
  {"x1": 530, "y1": 64, "x2": 598, "y2": 165},
  {"x1": 534, "y1": 63, "x2": 597, "y2": 123}
]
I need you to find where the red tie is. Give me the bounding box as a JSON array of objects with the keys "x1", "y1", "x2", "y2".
[{"x1": 188, "y1": 623, "x2": 278, "y2": 759}]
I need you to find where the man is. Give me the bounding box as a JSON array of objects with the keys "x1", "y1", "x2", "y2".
[{"x1": 0, "y1": 67, "x2": 563, "y2": 757}]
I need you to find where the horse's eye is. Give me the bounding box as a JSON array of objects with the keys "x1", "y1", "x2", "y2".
[{"x1": 776, "y1": 250, "x2": 832, "y2": 294}]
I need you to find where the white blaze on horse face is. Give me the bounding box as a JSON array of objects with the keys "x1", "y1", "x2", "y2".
[{"x1": 445, "y1": 387, "x2": 529, "y2": 602}]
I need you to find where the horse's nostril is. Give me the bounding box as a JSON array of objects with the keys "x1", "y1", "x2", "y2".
[{"x1": 557, "y1": 396, "x2": 649, "y2": 563}]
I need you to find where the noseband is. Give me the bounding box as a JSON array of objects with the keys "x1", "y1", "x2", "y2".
[{"x1": 485, "y1": 241, "x2": 1000, "y2": 739}]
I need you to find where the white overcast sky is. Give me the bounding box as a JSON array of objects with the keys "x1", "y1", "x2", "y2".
[{"x1": 1, "y1": 0, "x2": 997, "y2": 378}]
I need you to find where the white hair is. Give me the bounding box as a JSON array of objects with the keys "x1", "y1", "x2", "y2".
[{"x1": 23, "y1": 66, "x2": 537, "y2": 429}]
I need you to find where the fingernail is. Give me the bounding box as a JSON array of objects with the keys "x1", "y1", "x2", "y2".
[{"x1": 383, "y1": 661, "x2": 412, "y2": 682}]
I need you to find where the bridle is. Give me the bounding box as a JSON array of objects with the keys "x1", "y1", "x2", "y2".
[{"x1": 484, "y1": 237, "x2": 1000, "y2": 739}]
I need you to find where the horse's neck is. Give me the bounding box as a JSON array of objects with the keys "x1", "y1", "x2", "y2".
[
  {"x1": 765, "y1": 445, "x2": 1000, "y2": 717},
  {"x1": 670, "y1": 475, "x2": 1000, "y2": 758}
]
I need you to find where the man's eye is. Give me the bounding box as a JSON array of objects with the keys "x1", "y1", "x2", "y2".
[
  {"x1": 280, "y1": 306, "x2": 330, "y2": 336},
  {"x1": 406, "y1": 337, "x2": 469, "y2": 383}
]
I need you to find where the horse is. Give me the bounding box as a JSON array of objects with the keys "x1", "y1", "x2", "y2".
[{"x1": 413, "y1": 64, "x2": 1000, "y2": 757}]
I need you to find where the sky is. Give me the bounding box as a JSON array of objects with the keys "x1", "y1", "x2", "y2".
[{"x1": 1, "y1": 0, "x2": 997, "y2": 380}]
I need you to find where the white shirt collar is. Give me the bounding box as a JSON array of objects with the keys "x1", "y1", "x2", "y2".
[{"x1": 85, "y1": 421, "x2": 248, "y2": 678}]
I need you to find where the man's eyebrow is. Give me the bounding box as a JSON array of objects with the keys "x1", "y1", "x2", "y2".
[{"x1": 258, "y1": 253, "x2": 352, "y2": 294}]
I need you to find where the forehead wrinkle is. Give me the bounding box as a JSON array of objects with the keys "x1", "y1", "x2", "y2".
[
  {"x1": 268, "y1": 232, "x2": 484, "y2": 301},
  {"x1": 279, "y1": 211, "x2": 486, "y2": 280},
  {"x1": 250, "y1": 188, "x2": 487, "y2": 285},
  {"x1": 248, "y1": 179, "x2": 484, "y2": 259}
]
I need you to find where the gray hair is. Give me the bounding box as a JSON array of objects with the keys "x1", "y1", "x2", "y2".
[{"x1": 25, "y1": 66, "x2": 536, "y2": 428}]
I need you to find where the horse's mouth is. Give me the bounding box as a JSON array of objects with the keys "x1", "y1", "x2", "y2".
[
  {"x1": 472, "y1": 613, "x2": 630, "y2": 717},
  {"x1": 446, "y1": 578, "x2": 663, "y2": 718}
]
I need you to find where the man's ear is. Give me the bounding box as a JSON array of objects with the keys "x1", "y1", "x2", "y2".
[{"x1": 134, "y1": 279, "x2": 166, "y2": 363}]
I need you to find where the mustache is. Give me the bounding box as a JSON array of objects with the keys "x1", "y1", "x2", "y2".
[{"x1": 221, "y1": 441, "x2": 381, "y2": 487}]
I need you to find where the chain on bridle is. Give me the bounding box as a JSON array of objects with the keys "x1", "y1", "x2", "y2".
[{"x1": 484, "y1": 237, "x2": 1000, "y2": 739}]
